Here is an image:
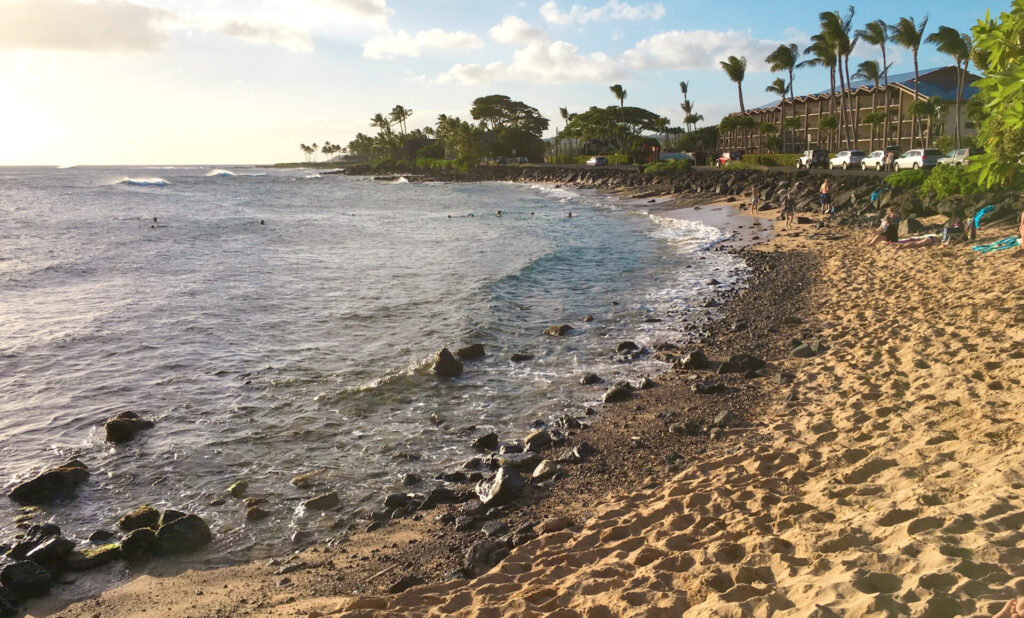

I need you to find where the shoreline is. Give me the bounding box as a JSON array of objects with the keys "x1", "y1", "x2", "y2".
[
  {"x1": 25, "y1": 183, "x2": 780, "y2": 617},
  {"x1": 31, "y1": 179, "x2": 1024, "y2": 616}
]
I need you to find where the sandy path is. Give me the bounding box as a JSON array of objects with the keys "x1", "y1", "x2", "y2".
[{"x1": 44, "y1": 219, "x2": 1024, "y2": 617}]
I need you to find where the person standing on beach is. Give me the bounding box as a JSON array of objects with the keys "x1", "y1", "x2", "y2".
[
  {"x1": 751, "y1": 188, "x2": 760, "y2": 212},
  {"x1": 819, "y1": 179, "x2": 832, "y2": 214},
  {"x1": 781, "y1": 192, "x2": 796, "y2": 230}
]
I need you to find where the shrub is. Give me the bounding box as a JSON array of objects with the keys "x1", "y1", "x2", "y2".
[
  {"x1": 643, "y1": 159, "x2": 694, "y2": 173},
  {"x1": 884, "y1": 168, "x2": 931, "y2": 188},
  {"x1": 548, "y1": 154, "x2": 633, "y2": 165},
  {"x1": 744, "y1": 154, "x2": 802, "y2": 167},
  {"x1": 919, "y1": 164, "x2": 982, "y2": 200},
  {"x1": 722, "y1": 160, "x2": 763, "y2": 170}
]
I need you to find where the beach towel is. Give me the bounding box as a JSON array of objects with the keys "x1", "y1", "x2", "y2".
[
  {"x1": 972, "y1": 236, "x2": 1022, "y2": 253},
  {"x1": 898, "y1": 234, "x2": 940, "y2": 243},
  {"x1": 974, "y1": 205, "x2": 995, "y2": 229}
]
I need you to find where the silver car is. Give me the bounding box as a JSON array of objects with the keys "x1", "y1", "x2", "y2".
[
  {"x1": 894, "y1": 148, "x2": 943, "y2": 170},
  {"x1": 828, "y1": 150, "x2": 866, "y2": 170},
  {"x1": 860, "y1": 150, "x2": 886, "y2": 171}
]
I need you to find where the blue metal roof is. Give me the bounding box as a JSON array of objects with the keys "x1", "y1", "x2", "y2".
[{"x1": 746, "y1": 66, "x2": 980, "y2": 113}]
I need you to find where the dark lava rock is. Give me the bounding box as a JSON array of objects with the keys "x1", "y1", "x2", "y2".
[
  {"x1": 481, "y1": 520, "x2": 510, "y2": 538},
  {"x1": 402, "y1": 473, "x2": 422, "y2": 486},
  {"x1": 454, "y1": 516, "x2": 476, "y2": 532},
  {"x1": 475, "y1": 466, "x2": 524, "y2": 507},
  {"x1": 713, "y1": 410, "x2": 736, "y2": 428},
  {"x1": 692, "y1": 380, "x2": 726, "y2": 395},
  {"x1": 420, "y1": 486, "x2": 465, "y2": 510},
  {"x1": 543, "y1": 324, "x2": 574, "y2": 336},
  {"x1": 388, "y1": 574, "x2": 424, "y2": 594},
  {"x1": 0, "y1": 561, "x2": 52, "y2": 599},
  {"x1": 463, "y1": 539, "x2": 509, "y2": 578},
  {"x1": 120, "y1": 528, "x2": 157, "y2": 561},
  {"x1": 302, "y1": 492, "x2": 340, "y2": 511},
  {"x1": 639, "y1": 377, "x2": 656, "y2": 389},
  {"x1": 246, "y1": 506, "x2": 272, "y2": 521},
  {"x1": 678, "y1": 350, "x2": 709, "y2": 370},
  {"x1": 582, "y1": 314, "x2": 594, "y2": 322},
  {"x1": 524, "y1": 429, "x2": 551, "y2": 452},
  {"x1": 797, "y1": 216, "x2": 813, "y2": 224},
  {"x1": 159, "y1": 510, "x2": 186, "y2": 529},
  {"x1": 104, "y1": 411, "x2": 156, "y2": 444},
  {"x1": 472, "y1": 432, "x2": 499, "y2": 451},
  {"x1": 531, "y1": 460, "x2": 559, "y2": 481},
  {"x1": 64, "y1": 545, "x2": 121, "y2": 571},
  {"x1": 383, "y1": 493, "x2": 409, "y2": 510},
  {"x1": 575, "y1": 443, "x2": 596, "y2": 459},
  {"x1": 118, "y1": 505, "x2": 160, "y2": 532},
  {"x1": 432, "y1": 348, "x2": 463, "y2": 378},
  {"x1": 156, "y1": 514, "x2": 212, "y2": 554},
  {"x1": 579, "y1": 373, "x2": 603, "y2": 385},
  {"x1": 616, "y1": 341, "x2": 640, "y2": 354},
  {"x1": 790, "y1": 343, "x2": 815, "y2": 358},
  {"x1": 8, "y1": 460, "x2": 89, "y2": 505},
  {"x1": 555, "y1": 414, "x2": 582, "y2": 430},
  {"x1": 719, "y1": 354, "x2": 766, "y2": 374},
  {"x1": 455, "y1": 344, "x2": 485, "y2": 360},
  {"x1": 439, "y1": 470, "x2": 467, "y2": 483},
  {"x1": 228, "y1": 481, "x2": 248, "y2": 498},
  {"x1": 731, "y1": 318, "x2": 749, "y2": 332},
  {"x1": 509, "y1": 353, "x2": 534, "y2": 362},
  {"x1": 493, "y1": 452, "x2": 542, "y2": 470},
  {"x1": 602, "y1": 381, "x2": 634, "y2": 404},
  {"x1": 706, "y1": 278, "x2": 720, "y2": 285},
  {"x1": 88, "y1": 530, "x2": 116, "y2": 544},
  {"x1": 499, "y1": 442, "x2": 524, "y2": 455},
  {"x1": 25, "y1": 536, "x2": 75, "y2": 570}
]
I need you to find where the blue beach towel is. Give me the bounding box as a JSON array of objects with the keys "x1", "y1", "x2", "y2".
[
  {"x1": 972, "y1": 236, "x2": 1022, "y2": 253},
  {"x1": 974, "y1": 205, "x2": 995, "y2": 229}
]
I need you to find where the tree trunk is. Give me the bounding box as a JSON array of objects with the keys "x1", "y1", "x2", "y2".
[{"x1": 737, "y1": 84, "x2": 745, "y2": 114}]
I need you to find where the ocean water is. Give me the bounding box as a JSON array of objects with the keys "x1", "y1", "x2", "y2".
[{"x1": 0, "y1": 166, "x2": 745, "y2": 572}]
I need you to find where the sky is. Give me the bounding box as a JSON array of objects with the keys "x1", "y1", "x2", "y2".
[{"x1": 0, "y1": 0, "x2": 994, "y2": 165}]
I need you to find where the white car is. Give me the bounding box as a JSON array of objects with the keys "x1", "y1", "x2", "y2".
[
  {"x1": 828, "y1": 150, "x2": 866, "y2": 170},
  {"x1": 586, "y1": 156, "x2": 608, "y2": 166},
  {"x1": 860, "y1": 150, "x2": 886, "y2": 171},
  {"x1": 894, "y1": 148, "x2": 944, "y2": 170}
]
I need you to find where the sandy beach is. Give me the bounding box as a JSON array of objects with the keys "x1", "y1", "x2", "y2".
[{"x1": 32, "y1": 196, "x2": 1024, "y2": 617}]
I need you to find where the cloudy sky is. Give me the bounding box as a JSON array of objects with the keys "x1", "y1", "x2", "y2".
[{"x1": 0, "y1": 0, "x2": 988, "y2": 165}]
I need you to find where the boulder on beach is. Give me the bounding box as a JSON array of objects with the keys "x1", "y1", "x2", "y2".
[
  {"x1": 543, "y1": 324, "x2": 574, "y2": 337},
  {"x1": 718, "y1": 354, "x2": 766, "y2": 374},
  {"x1": 0, "y1": 561, "x2": 52, "y2": 599},
  {"x1": 24, "y1": 536, "x2": 76, "y2": 570},
  {"x1": 463, "y1": 539, "x2": 509, "y2": 578},
  {"x1": 159, "y1": 509, "x2": 186, "y2": 528},
  {"x1": 303, "y1": 491, "x2": 340, "y2": 511},
  {"x1": 104, "y1": 411, "x2": 156, "y2": 443},
  {"x1": 290, "y1": 469, "x2": 330, "y2": 489},
  {"x1": 579, "y1": 373, "x2": 602, "y2": 385},
  {"x1": 431, "y1": 348, "x2": 463, "y2": 378},
  {"x1": 677, "y1": 349, "x2": 708, "y2": 370},
  {"x1": 475, "y1": 466, "x2": 525, "y2": 507},
  {"x1": 118, "y1": 505, "x2": 160, "y2": 532},
  {"x1": 455, "y1": 344, "x2": 485, "y2": 360},
  {"x1": 524, "y1": 429, "x2": 552, "y2": 452},
  {"x1": 471, "y1": 432, "x2": 499, "y2": 451},
  {"x1": 602, "y1": 381, "x2": 634, "y2": 404},
  {"x1": 246, "y1": 506, "x2": 272, "y2": 521},
  {"x1": 8, "y1": 460, "x2": 89, "y2": 505},
  {"x1": 532, "y1": 460, "x2": 559, "y2": 481},
  {"x1": 120, "y1": 528, "x2": 157, "y2": 562},
  {"x1": 64, "y1": 544, "x2": 121, "y2": 572},
  {"x1": 156, "y1": 514, "x2": 212, "y2": 554},
  {"x1": 616, "y1": 341, "x2": 639, "y2": 354}
]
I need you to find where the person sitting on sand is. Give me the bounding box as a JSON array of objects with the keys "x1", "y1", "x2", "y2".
[
  {"x1": 781, "y1": 192, "x2": 796, "y2": 230},
  {"x1": 866, "y1": 208, "x2": 900, "y2": 245},
  {"x1": 819, "y1": 179, "x2": 832, "y2": 214},
  {"x1": 994, "y1": 597, "x2": 1024, "y2": 617}
]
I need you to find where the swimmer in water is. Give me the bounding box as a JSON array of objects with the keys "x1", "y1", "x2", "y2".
[
  {"x1": 497, "y1": 210, "x2": 502, "y2": 217},
  {"x1": 260, "y1": 219, "x2": 265, "y2": 225},
  {"x1": 567, "y1": 211, "x2": 572, "y2": 218}
]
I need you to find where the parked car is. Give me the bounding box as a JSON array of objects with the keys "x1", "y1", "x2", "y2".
[
  {"x1": 516, "y1": 156, "x2": 529, "y2": 163},
  {"x1": 937, "y1": 147, "x2": 984, "y2": 166},
  {"x1": 894, "y1": 148, "x2": 944, "y2": 170},
  {"x1": 714, "y1": 151, "x2": 743, "y2": 166},
  {"x1": 796, "y1": 149, "x2": 829, "y2": 169},
  {"x1": 828, "y1": 150, "x2": 867, "y2": 170},
  {"x1": 586, "y1": 156, "x2": 608, "y2": 166},
  {"x1": 861, "y1": 150, "x2": 886, "y2": 170}
]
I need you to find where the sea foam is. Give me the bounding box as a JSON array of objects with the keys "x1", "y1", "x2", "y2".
[{"x1": 116, "y1": 177, "x2": 169, "y2": 187}]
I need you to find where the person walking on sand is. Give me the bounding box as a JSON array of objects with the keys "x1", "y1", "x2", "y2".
[
  {"x1": 819, "y1": 179, "x2": 832, "y2": 215},
  {"x1": 781, "y1": 192, "x2": 796, "y2": 230},
  {"x1": 751, "y1": 188, "x2": 761, "y2": 212}
]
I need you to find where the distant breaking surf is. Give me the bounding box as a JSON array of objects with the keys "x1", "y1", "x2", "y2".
[{"x1": 116, "y1": 177, "x2": 169, "y2": 187}]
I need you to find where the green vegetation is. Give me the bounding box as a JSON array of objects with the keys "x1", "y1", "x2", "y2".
[
  {"x1": 549, "y1": 154, "x2": 632, "y2": 165},
  {"x1": 884, "y1": 168, "x2": 931, "y2": 188},
  {"x1": 642, "y1": 159, "x2": 694, "y2": 174},
  {"x1": 919, "y1": 164, "x2": 981, "y2": 199},
  {"x1": 744, "y1": 154, "x2": 801, "y2": 167},
  {"x1": 970, "y1": 0, "x2": 1024, "y2": 188}
]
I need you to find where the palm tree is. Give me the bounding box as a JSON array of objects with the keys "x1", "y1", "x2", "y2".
[
  {"x1": 679, "y1": 81, "x2": 689, "y2": 107},
  {"x1": 801, "y1": 34, "x2": 838, "y2": 146},
  {"x1": 765, "y1": 78, "x2": 789, "y2": 152},
  {"x1": 681, "y1": 100, "x2": 695, "y2": 132},
  {"x1": 819, "y1": 7, "x2": 857, "y2": 149},
  {"x1": 890, "y1": 16, "x2": 930, "y2": 148},
  {"x1": 783, "y1": 116, "x2": 804, "y2": 150},
  {"x1": 856, "y1": 19, "x2": 892, "y2": 138},
  {"x1": 853, "y1": 60, "x2": 883, "y2": 150},
  {"x1": 310, "y1": 142, "x2": 318, "y2": 163},
  {"x1": 719, "y1": 56, "x2": 747, "y2": 114},
  {"x1": 818, "y1": 115, "x2": 838, "y2": 149},
  {"x1": 684, "y1": 113, "x2": 704, "y2": 132},
  {"x1": 609, "y1": 84, "x2": 627, "y2": 120},
  {"x1": 299, "y1": 143, "x2": 309, "y2": 163},
  {"x1": 927, "y1": 26, "x2": 971, "y2": 147},
  {"x1": 389, "y1": 105, "x2": 412, "y2": 135}
]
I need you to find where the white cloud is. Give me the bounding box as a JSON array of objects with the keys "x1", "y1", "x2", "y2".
[
  {"x1": 219, "y1": 21, "x2": 314, "y2": 53},
  {"x1": 438, "y1": 28, "x2": 785, "y2": 85},
  {"x1": 539, "y1": 1, "x2": 665, "y2": 25},
  {"x1": 490, "y1": 15, "x2": 546, "y2": 45},
  {"x1": 363, "y1": 28, "x2": 483, "y2": 60},
  {"x1": 311, "y1": 0, "x2": 393, "y2": 23},
  {"x1": 0, "y1": 0, "x2": 174, "y2": 52}
]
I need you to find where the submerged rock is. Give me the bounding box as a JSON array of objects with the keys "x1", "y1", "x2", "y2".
[
  {"x1": 120, "y1": 528, "x2": 157, "y2": 562},
  {"x1": 156, "y1": 514, "x2": 212, "y2": 554},
  {"x1": 118, "y1": 505, "x2": 160, "y2": 532},
  {"x1": 303, "y1": 492, "x2": 340, "y2": 511},
  {"x1": 509, "y1": 352, "x2": 534, "y2": 362},
  {"x1": 104, "y1": 411, "x2": 156, "y2": 443},
  {"x1": 455, "y1": 344, "x2": 485, "y2": 360},
  {"x1": 64, "y1": 544, "x2": 121, "y2": 571},
  {"x1": 579, "y1": 373, "x2": 603, "y2": 385},
  {"x1": 615, "y1": 341, "x2": 639, "y2": 354},
  {"x1": 8, "y1": 460, "x2": 89, "y2": 505},
  {"x1": 543, "y1": 324, "x2": 574, "y2": 337},
  {"x1": 432, "y1": 348, "x2": 463, "y2": 378}
]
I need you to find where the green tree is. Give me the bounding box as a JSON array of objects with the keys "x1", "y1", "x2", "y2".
[
  {"x1": 609, "y1": 84, "x2": 627, "y2": 121},
  {"x1": 890, "y1": 16, "x2": 930, "y2": 148},
  {"x1": 801, "y1": 34, "x2": 839, "y2": 140},
  {"x1": 856, "y1": 19, "x2": 893, "y2": 138},
  {"x1": 853, "y1": 60, "x2": 884, "y2": 150},
  {"x1": 818, "y1": 7, "x2": 857, "y2": 149},
  {"x1": 818, "y1": 115, "x2": 838, "y2": 149},
  {"x1": 927, "y1": 26, "x2": 972, "y2": 148},
  {"x1": 719, "y1": 56, "x2": 747, "y2": 113}
]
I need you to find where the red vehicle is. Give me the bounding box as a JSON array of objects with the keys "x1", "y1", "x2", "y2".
[{"x1": 715, "y1": 151, "x2": 743, "y2": 167}]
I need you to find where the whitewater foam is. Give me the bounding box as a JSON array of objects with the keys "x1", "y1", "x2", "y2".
[
  {"x1": 116, "y1": 177, "x2": 169, "y2": 187},
  {"x1": 206, "y1": 169, "x2": 236, "y2": 177}
]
